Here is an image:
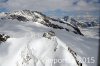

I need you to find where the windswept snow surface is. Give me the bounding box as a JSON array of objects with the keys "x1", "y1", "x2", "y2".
[
  {"x1": 0, "y1": 12, "x2": 99, "y2": 66},
  {"x1": 80, "y1": 26, "x2": 99, "y2": 39}
]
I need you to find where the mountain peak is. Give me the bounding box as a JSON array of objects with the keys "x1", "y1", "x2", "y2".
[{"x1": 0, "y1": 10, "x2": 84, "y2": 36}]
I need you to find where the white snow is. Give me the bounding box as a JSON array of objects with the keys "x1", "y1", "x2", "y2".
[{"x1": 0, "y1": 12, "x2": 99, "y2": 66}]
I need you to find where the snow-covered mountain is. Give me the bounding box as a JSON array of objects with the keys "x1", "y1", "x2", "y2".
[
  {"x1": 61, "y1": 16, "x2": 98, "y2": 28},
  {"x1": 0, "y1": 10, "x2": 99, "y2": 66},
  {"x1": 0, "y1": 10, "x2": 84, "y2": 36}
]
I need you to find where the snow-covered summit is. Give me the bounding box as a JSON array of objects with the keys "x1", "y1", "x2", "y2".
[
  {"x1": 0, "y1": 10, "x2": 99, "y2": 66},
  {"x1": 0, "y1": 10, "x2": 45, "y2": 21}
]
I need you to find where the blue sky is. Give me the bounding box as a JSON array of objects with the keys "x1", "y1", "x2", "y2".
[
  {"x1": 0, "y1": 7, "x2": 8, "y2": 12},
  {"x1": 0, "y1": 0, "x2": 100, "y2": 17}
]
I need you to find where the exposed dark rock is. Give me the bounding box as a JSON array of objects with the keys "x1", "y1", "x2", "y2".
[
  {"x1": 50, "y1": 17, "x2": 83, "y2": 36},
  {"x1": 1, "y1": 17, "x2": 5, "y2": 20},
  {"x1": 73, "y1": 27, "x2": 84, "y2": 36},
  {"x1": 63, "y1": 16, "x2": 69, "y2": 21},
  {"x1": 68, "y1": 47, "x2": 82, "y2": 66},
  {"x1": 10, "y1": 15, "x2": 28, "y2": 21},
  {"x1": 0, "y1": 34, "x2": 10, "y2": 44},
  {"x1": 65, "y1": 28, "x2": 69, "y2": 31},
  {"x1": 43, "y1": 30, "x2": 55, "y2": 39},
  {"x1": 40, "y1": 16, "x2": 83, "y2": 36},
  {"x1": 54, "y1": 47, "x2": 57, "y2": 52}
]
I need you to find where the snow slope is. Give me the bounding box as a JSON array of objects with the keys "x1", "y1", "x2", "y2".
[{"x1": 0, "y1": 10, "x2": 99, "y2": 66}]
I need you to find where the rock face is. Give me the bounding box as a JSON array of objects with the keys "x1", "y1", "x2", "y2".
[
  {"x1": 0, "y1": 34, "x2": 10, "y2": 44},
  {"x1": 0, "y1": 10, "x2": 84, "y2": 36},
  {"x1": 43, "y1": 30, "x2": 55, "y2": 39},
  {"x1": 10, "y1": 15, "x2": 28, "y2": 21},
  {"x1": 63, "y1": 16, "x2": 69, "y2": 22},
  {"x1": 68, "y1": 47, "x2": 82, "y2": 66}
]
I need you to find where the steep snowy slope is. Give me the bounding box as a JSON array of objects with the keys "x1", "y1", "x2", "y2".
[{"x1": 0, "y1": 10, "x2": 99, "y2": 66}]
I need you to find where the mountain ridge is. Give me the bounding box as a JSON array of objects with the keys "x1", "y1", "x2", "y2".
[{"x1": 0, "y1": 10, "x2": 84, "y2": 36}]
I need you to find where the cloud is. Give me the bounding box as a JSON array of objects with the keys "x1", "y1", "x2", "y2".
[
  {"x1": 0, "y1": 0, "x2": 8, "y2": 2},
  {"x1": 73, "y1": 0, "x2": 100, "y2": 11},
  {"x1": 4, "y1": 0, "x2": 73, "y2": 11},
  {"x1": 0, "y1": 0, "x2": 98, "y2": 12}
]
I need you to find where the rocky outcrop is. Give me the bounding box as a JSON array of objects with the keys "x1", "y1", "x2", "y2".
[
  {"x1": 10, "y1": 15, "x2": 28, "y2": 21},
  {"x1": 43, "y1": 30, "x2": 55, "y2": 39},
  {"x1": 68, "y1": 47, "x2": 82, "y2": 66},
  {"x1": 0, "y1": 34, "x2": 10, "y2": 44}
]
